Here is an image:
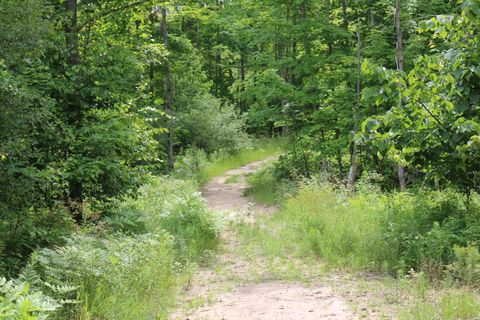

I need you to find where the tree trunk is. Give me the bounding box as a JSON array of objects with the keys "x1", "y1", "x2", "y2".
[
  {"x1": 161, "y1": 7, "x2": 174, "y2": 170},
  {"x1": 395, "y1": 0, "x2": 404, "y2": 71},
  {"x1": 322, "y1": 159, "x2": 328, "y2": 177},
  {"x1": 347, "y1": 30, "x2": 362, "y2": 192},
  {"x1": 65, "y1": 0, "x2": 83, "y2": 224},
  {"x1": 66, "y1": 0, "x2": 80, "y2": 66},
  {"x1": 335, "y1": 128, "x2": 344, "y2": 179},
  {"x1": 395, "y1": 0, "x2": 407, "y2": 191},
  {"x1": 325, "y1": 0, "x2": 333, "y2": 54},
  {"x1": 341, "y1": 0, "x2": 349, "y2": 30}
]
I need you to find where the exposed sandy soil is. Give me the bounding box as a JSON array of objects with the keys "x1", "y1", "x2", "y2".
[{"x1": 171, "y1": 159, "x2": 355, "y2": 320}]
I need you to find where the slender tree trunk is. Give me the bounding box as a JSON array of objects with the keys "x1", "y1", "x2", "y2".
[
  {"x1": 348, "y1": 30, "x2": 362, "y2": 192},
  {"x1": 335, "y1": 128, "x2": 344, "y2": 179},
  {"x1": 341, "y1": 0, "x2": 349, "y2": 30},
  {"x1": 325, "y1": 0, "x2": 333, "y2": 54},
  {"x1": 395, "y1": 0, "x2": 404, "y2": 72},
  {"x1": 301, "y1": 2, "x2": 310, "y2": 55},
  {"x1": 65, "y1": 0, "x2": 83, "y2": 224},
  {"x1": 161, "y1": 7, "x2": 174, "y2": 170},
  {"x1": 215, "y1": 50, "x2": 222, "y2": 95},
  {"x1": 240, "y1": 52, "x2": 247, "y2": 112},
  {"x1": 395, "y1": 0, "x2": 407, "y2": 191}
]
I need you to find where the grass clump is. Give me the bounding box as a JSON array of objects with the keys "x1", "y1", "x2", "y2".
[{"x1": 114, "y1": 177, "x2": 221, "y2": 260}]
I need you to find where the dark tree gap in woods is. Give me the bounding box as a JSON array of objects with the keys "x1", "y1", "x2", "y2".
[
  {"x1": 1, "y1": 0, "x2": 480, "y2": 315},
  {"x1": 65, "y1": 0, "x2": 84, "y2": 223}
]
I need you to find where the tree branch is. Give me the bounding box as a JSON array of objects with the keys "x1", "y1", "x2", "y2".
[{"x1": 419, "y1": 101, "x2": 444, "y2": 127}]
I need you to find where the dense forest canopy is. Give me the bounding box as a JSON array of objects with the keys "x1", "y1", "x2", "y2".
[{"x1": 1, "y1": 0, "x2": 480, "y2": 317}]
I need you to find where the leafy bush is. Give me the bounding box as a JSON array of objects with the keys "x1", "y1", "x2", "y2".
[
  {"x1": 174, "y1": 148, "x2": 209, "y2": 182},
  {"x1": 177, "y1": 94, "x2": 251, "y2": 154},
  {"x1": 0, "y1": 205, "x2": 74, "y2": 277},
  {"x1": 118, "y1": 177, "x2": 221, "y2": 259},
  {"x1": 0, "y1": 277, "x2": 60, "y2": 320}
]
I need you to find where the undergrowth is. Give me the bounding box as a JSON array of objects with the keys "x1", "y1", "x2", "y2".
[
  {"x1": 238, "y1": 176, "x2": 480, "y2": 318},
  {"x1": 1, "y1": 177, "x2": 220, "y2": 320},
  {"x1": 244, "y1": 164, "x2": 297, "y2": 205}
]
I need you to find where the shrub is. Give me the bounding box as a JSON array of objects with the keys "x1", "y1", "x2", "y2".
[
  {"x1": 0, "y1": 277, "x2": 60, "y2": 320},
  {"x1": 0, "y1": 205, "x2": 74, "y2": 277},
  {"x1": 118, "y1": 177, "x2": 221, "y2": 260},
  {"x1": 174, "y1": 148, "x2": 209, "y2": 182},
  {"x1": 177, "y1": 94, "x2": 251, "y2": 154},
  {"x1": 380, "y1": 190, "x2": 471, "y2": 275}
]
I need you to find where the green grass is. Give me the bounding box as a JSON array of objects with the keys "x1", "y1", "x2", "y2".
[
  {"x1": 237, "y1": 185, "x2": 386, "y2": 268},
  {"x1": 224, "y1": 174, "x2": 241, "y2": 184},
  {"x1": 243, "y1": 165, "x2": 295, "y2": 205},
  {"x1": 398, "y1": 290, "x2": 480, "y2": 319},
  {"x1": 25, "y1": 176, "x2": 221, "y2": 320},
  {"x1": 236, "y1": 183, "x2": 480, "y2": 319},
  {"x1": 198, "y1": 138, "x2": 284, "y2": 184}
]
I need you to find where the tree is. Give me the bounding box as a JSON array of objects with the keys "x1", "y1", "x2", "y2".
[
  {"x1": 161, "y1": 6, "x2": 175, "y2": 170},
  {"x1": 362, "y1": 0, "x2": 480, "y2": 194}
]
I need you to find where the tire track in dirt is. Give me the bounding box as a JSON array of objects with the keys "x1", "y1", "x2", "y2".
[{"x1": 171, "y1": 159, "x2": 354, "y2": 320}]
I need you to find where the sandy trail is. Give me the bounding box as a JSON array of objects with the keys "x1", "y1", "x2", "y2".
[{"x1": 171, "y1": 159, "x2": 354, "y2": 320}]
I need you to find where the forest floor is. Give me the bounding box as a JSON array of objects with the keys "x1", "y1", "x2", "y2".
[{"x1": 171, "y1": 159, "x2": 371, "y2": 320}]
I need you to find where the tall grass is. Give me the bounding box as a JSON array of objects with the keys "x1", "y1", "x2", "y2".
[
  {"x1": 244, "y1": 164, "x2": 299, "y2": 205},
  {"x1": 239, "y1": 182, "x2": 480, "y2": 277},
  {"x1": 238, "y1": 185, "x2": 387, "y2": 269},
  {"x1": 10, "y1": 176, "x2": 221, "y2": 320},
  {"x1": 238, "y1": 183, "x2": 480, "y2": 318}
]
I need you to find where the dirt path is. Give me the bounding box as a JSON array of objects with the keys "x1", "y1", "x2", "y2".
[{"x1": 171, "y1": 159, "x2": 354, "y2": 320}]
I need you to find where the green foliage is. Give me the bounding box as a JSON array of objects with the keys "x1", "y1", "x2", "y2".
[
  {"x1": 118, "y1": 177, "x2": 221, "y2": 260},
  {"x1": 32, "y1": 233, "x2": 178, "y2": 320},
  {"x1": 0, "y1": 175, "x2": 221, "y2": 320},
  {"x1": 244, "y1": 165, "x2": 294, "y2": 205},
  {"x1": 177, "y1": 95, "x2": 251, "y2": 153},
  {"x1": 449, "y1": 245, "x2": 480, "y2": 286},
  {"x1": 361, "y1": 0, "x2": 480, "y2": 193},
  {"x1": 241, "y1": 183, "x2": 480, "y2": 281},
  {"x1": 0, "y1": 277, "x2": 61, "y2": 320}
]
